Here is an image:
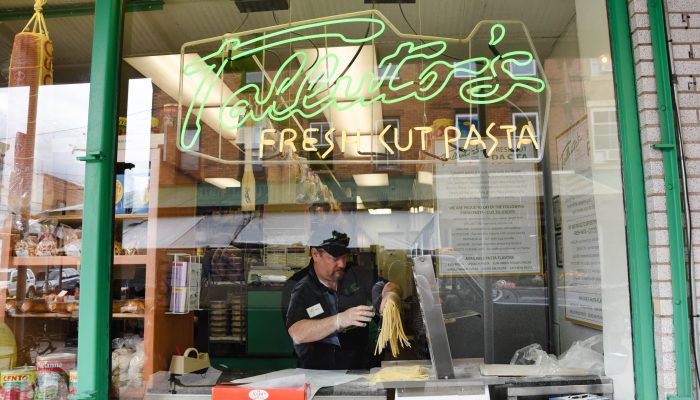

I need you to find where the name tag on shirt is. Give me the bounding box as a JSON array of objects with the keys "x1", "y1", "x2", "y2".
[{"x1": 306, "y1": 303, "x2": 324, "y2": 318}]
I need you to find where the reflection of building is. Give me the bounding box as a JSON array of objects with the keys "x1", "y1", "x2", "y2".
[{"x1": 41, "y1": 174, "x2": 83, "y2": 212}]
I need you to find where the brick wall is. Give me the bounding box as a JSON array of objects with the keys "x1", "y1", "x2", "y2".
[{"x1": 629, "y1": 0, "x2": 700, "y2": 396}]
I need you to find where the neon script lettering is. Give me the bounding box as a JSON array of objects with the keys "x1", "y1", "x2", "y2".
[{"x1": 180, "y1": 19, "x2": 546, "y2": 150}]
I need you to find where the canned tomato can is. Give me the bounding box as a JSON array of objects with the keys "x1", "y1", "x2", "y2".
[
  {"x1": 1, "y1": 366, "x2": 36, "y2": 400},
  {"x1": 35, "y1": 353, "x2": 76, "y2": 400}
]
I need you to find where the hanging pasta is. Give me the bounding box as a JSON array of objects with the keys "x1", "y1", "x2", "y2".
[
  {"x1": 374, "y1": 294, "x2": 411, "y2": 357},
  {"x1": 8, "y1": 0, "x2": 53, "y2": 219}
]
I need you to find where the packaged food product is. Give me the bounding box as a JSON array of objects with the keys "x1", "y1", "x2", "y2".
[
  {"x1": 57, "y1": 224, "x2": 81, "y2": 257},
  {"x1": 20, "y1": 300, "x2": 48, "y2": 313},
  {"x1": 67, "y1": 371, "x2": 76, "y2": 397},
  {"x1": 35, "y1": 353, "x2": 76, "y2": 400},
  {"x1": 1, "y1": 367, "x2": 36, "y2": 400},
  {"x1": 112, "y1": 300, "x2": 144, "y2": 314},
  {"x1": 14, "y1": 235, "x2": 37, "y2": 257},
  {"x1": 36, "y1": 235, "x2": 57, "y2": 257},
  {"x1": 114, "y1": 241, "x2": 123, "y2": 256}
]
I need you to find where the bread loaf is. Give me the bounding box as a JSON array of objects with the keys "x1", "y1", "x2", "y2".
[{"x1": 20, "y1": 299, "x2": 48, "y2": 313}]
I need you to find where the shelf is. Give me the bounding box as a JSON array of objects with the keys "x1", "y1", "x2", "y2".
[
  {"x1": 209, "y1": 336, "x2": 246, "y2": 343},
  {"x1": 7, "y1": 312, "x2": 144, "y2": 319},
  {"x1": 113, "y1": 313, "x2": 145, "y2": 319},
  {"x1": 11, "y1": 255, "x2": 147, "y2": 266},
  {"x1": 7, "y1": 312, "x2": 73, "y2": 318},
  {"x1": 115, "y1": 255, "x2": 148, "y2": 265},
  {"x1": 40, "y1": 214, "x2": 82, "y2": 222},
  {"x1": 116, "y1": 213, "x2": 148, "y2": 220},
  {"x1": 12, "y1": 256, "x2": 80, "y2": 266},
  {"x1": 34, "y1": 213, "x2": 148, "y2": 222}
]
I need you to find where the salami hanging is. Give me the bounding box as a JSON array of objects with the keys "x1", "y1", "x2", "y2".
[{"x1": 7, "y1": 0, "x2": 53, "y2": 219}]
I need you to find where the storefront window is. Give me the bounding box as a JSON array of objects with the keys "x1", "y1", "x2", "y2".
[
  {"x1": 0, "y1": 1, "x2": 94, "y2": 398},
  {"x1": 117, "y1": 0, "x2": 634, "y2": 398}
]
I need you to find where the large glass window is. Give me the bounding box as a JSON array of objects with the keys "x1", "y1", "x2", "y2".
[
  {"x1": 117, "y1": 0, "x2": 633, "y2": 398},
  {"x1": 0, "y1": 1, "x2": 94, "y2": 398}
]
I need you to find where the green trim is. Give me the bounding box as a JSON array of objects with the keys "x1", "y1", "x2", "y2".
[
  {"x1": 608, "y1": 0, "x2": 658, "y2": 398},
  {"x1": 0, "y1": 0, "x2": 161, "y2": 21},
  {"x1": 76, "y1": 0, "x2": 122, "y2": 399},
  {"x1": 647, "y1": 0, "x2": 694, "y2": 397}
]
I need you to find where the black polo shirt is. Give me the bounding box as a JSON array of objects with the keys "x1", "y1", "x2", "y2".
[{"x1": 285, "y1": 260, "x2": 378, "y2": 370}]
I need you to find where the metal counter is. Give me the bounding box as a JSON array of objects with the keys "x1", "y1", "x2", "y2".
[
  {"x1": 143, "y1": 361, "x2": 613, "y2": 400},
  {"x1": 144, "y1": 369, "x2": 388, "y2": 400}
]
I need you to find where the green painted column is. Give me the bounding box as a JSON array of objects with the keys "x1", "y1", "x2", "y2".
[
  {"x1": 76, "y1": 0, "x2": 123, "y2": 398},
  {"x1": 608, "y1": 0, "x2": 658, "y2": 398},
  {"x1": 646, "y1": 0, "x2": 694, "y2": 398}
]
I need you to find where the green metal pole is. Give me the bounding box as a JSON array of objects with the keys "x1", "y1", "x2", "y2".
[
  {"x1": 76, "y1": 0, "x2": 122, "y2": 398},
  {"x1": 608, "y1": 0, "x2": 658, "y2": 398},
  {"x1": 646, "y1": 0, "x2": 694, "y2": 398}
]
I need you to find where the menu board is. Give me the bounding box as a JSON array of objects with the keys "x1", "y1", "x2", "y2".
[
  {"x1": 435, "y1": 160, "x2": 541, "y2": 277},
  {"x1": 556, "y1": 117, "x2": 603, "y2": 328}
]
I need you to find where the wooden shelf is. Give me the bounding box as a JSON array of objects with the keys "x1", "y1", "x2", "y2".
[
  {"x1": 8, "y1": 312, "x2": 144, "y2": 319},
  {"x1": 116, "y1": 213, "x2": 148, "y2": 220},
  {"x1": 11, "y1": 255, "x2": 147, "y2": 266},
  {"x1": 7, "y1": 312, "x2": 73, "y2": 319},
  {"x1": 113, "y1": 313, "x2": 145, "y2": 319},
  {"x1": 114, "y1": 255, "x2": 148, "y2": 265},
  {"x1": 12, "y1": 256, "x2": 80, "y2": 266},
  {"x1": 33, "y1": 213, "x2": 148, "y2": 222},
  {"x1": 39, "y1": 214, "x2": 82, "y2": 222}
]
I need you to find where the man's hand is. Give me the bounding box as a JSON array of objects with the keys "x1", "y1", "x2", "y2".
[{"x1": 337, "y1": 305, "x2": 374, "y2": 329}]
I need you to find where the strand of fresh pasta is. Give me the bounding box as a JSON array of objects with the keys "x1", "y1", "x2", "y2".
[
  {"x1": 374, "y1": 296, "x2": 411, "y2": 357},
  {"x1": 369, "y1": 365, "x2": 428, "y2": 384}
]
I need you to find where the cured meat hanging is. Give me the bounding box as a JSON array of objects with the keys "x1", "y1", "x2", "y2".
[{"x1": 7, "y1": 0, "x2": 53, "y2": 219}]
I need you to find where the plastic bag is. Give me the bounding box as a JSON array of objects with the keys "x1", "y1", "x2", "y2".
[
  {"x1": 36, "y1": 220, "x2": 59, "y2": 256},
  {"x1": 558, "y1": 334, "x2": 604, "y2": 375},
  {"x1": 57, "y1": 223, "x2": 81, "y2": 256},
  {"x1": 509, "y1": 343, "x2": 560, "y2": 375},
  {"x1": 510, "y1": 335, "x2": 604, "y2": 376}
]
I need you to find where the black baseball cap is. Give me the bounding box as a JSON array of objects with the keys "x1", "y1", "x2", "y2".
[{"x1": 311, "y1": 230, "x2": 350, "y2": 257}]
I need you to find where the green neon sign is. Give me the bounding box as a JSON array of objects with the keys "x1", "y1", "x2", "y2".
[{"x1": 180, "y1": 19, "x2": 546, "y2": 151}]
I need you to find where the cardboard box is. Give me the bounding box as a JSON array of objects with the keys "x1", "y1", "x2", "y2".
[{"x1": 212, "y1": 384, "x2": 309, "y2": 400}]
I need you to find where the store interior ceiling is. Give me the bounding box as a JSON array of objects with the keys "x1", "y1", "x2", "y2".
[{"x1": 0, "y1": 0, "x2": 576, "y2": 83}]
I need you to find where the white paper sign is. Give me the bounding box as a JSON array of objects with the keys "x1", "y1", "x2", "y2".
[
  {"x1": 557, "y1": 117, "x2": 603, "y2": 328},
  {"x1": 435, "y1": 161, "x2": 541, "y2": 276}
]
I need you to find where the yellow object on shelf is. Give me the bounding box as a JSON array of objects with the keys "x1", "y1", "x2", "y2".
[{"x1": 0, "y1": 321, "x2": 17, "y2": 370}]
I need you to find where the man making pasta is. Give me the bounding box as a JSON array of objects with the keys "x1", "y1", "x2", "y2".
[{"x1": 285, "y1": 229, "x2": 404, "y2": 370}]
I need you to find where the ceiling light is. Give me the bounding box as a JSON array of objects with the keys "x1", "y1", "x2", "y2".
[
  {"x1": 599, "y1": 54, "x2": 609, "y2": 64},
  {"x1": 297, "y1": 45, "x2": 383, "y2": 157},
  {"x1": 125, "y1": 54, "x2": 240, "y2": 140},
  {"x1": 353, "y1": 173, "x2": 389, "y2": 187},
  {"x1": 368, "y1": 208, "x2": 392, "y2": 215},
  {"x1": 417, "y1": 170, "x2": 433, "y2": 185},
  {"x1": 204, "y1": 178, "x2": 241, "y2": 189},
  {"x1": 356, "y1": 196, "x2": 366, "y2": 210}
]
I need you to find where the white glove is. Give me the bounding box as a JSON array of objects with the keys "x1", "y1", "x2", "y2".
[{"x1": 337, "y1": 305, "x2": 374, "y2": 330}]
